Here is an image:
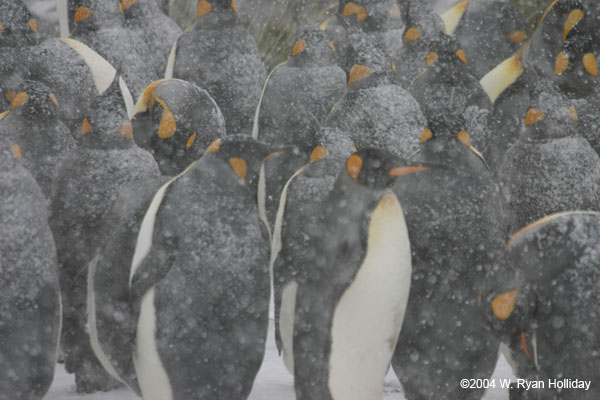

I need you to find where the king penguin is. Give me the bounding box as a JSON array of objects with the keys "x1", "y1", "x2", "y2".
[
  {"x1": 482, "y1": 211, "x2": 600, "y2": 400},
  {"x1": 49, "y1": 70, "x2": 160, "y2": 393},
  {"x1": 271, "y1": 127, "x2": 355, "y2": 374},
  {"x1": 125, "y1": 135, "x2": 283, "y2": 400},
  {"x1": 167, "y1": 0, "x2": 266, "y2": 136},
  {"x1": 390, "y1": 110, "x2": 505, "y2": 400},
  {"x1": 0, "y1": 140, "x2": 61, "y2": 400},
  {"x1": 132, "y1": 78, "x2": 226, "y2": 176},
  {"x1": 293, "y1": 148, "x2": 436, "y2": 400},
  {"x1": 0, "y1": 79, "x2": 76, "y2": 199}
]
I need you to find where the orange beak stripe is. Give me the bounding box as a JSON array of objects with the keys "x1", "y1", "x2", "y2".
[{"x1": 389, "y1": 166, "x2": 431, "y2": 176}]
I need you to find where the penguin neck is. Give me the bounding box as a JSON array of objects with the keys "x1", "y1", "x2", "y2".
[
  {"x1": 192, "y1": 9, "x2": 238, "y2": 31},
  {"x1": 419, "y1": 138, "x2": 479, "y2": 166}
]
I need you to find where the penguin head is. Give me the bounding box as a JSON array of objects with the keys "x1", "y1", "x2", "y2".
[
  {"x1": 203, "y1": 135, "x2": 283, "y2": 190},
  {"x1": 401, "y1": 0, "x2": 445, "y2": 47},
  {"x1": 5, "y1": 80, "x2": 60, "y2": 121},
  {"x1": 132, "y1": 79, "x2": 226, "y2": 175},
  {"x1": 345, "y1": 29, "x2": 392, "y2": 88},
  {"x1": 289, "y1": 26, "x2": 337, "y2": 67},
  {"x1": 343, "y1": 148, "x2": 434, "y2": 192},
  {"x1": 313, "y1": 127, "x2": 355, "y2": 163},
  {"x1": 69, "y1": 0, "x2": 125, "y2": 34},
  {"x1": 120, "y1": 0, "x2": 161, "y2": 19},
  {"x1": 193, "y1": 0, "x2": 238, "y2": 26},
  {"x1": 337, "y1": 0, "x2": 403, "y2": 33},
  {"x1": 0, "y1": 0, "x2": 37, "y2": 48}
]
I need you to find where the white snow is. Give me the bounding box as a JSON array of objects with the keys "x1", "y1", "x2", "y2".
[{"x1": 47, "y1": 321, "x2": 514, "y2": 400}]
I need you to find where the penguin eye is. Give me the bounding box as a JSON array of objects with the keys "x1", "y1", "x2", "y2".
[
  {"x1": 205, "y1": 138, "x2": 222, "y2": 153},
  {"x1": 420, "y1": 128, "x2": 433, "y2": 143},
  {"x1": 524, "y1": 108, "x2": 546, "y2": 126},
  {"x1": 491, "y1": 289, "x2": 519, "y2": 320},
  {"x1": 229, "y1": 158, "x2": 247, "y2": 180},
  {"x1": 292, "y1": 40, "x2": 307, "y2": 57},
  {"x1": 28, "y1": 18, "x2": 37, "y2": 32},
  {"x1": 582, "y1": 53, "x2": 598, "y2": 77},
  {"x1": 555, "y1": 51, "x2": 569, "y2": 76},
  {"x1": 74, "y1": 6, "x2": 93, "y2": 23},
  {"x1": 404, "y1": 27, "x2": 422, "y2": 43},
  {"x1": 12, "y1": 144, "x2": 23, "y2": 160},
  {"x1": 197, "y1": 0, "x2": 212, "y2": 18},
  {"x1": 456, "y1": 49, "x2": 467, "y2": 64},
  {"x1": 49, "y1": 93, "x2": 59, "y2": 107},
  {"x1": 347, "y1": 154, "x2": 363, "y2": 183},
  {"x1": 310, "y1": 146, "x2": 328, "y2": 163},
  {"x1": 11, "y1": 92, "x2": 29, "y2": 111},
  {"x1": 506, "y1": 30, "x2": 527, "y2": 44},
  {"x1": 81, "y1": 118, "x2": 92, "y2": 136},
  {"x1": 563, "y1": 8, "x2": 584, "y2": 41},
  {"x1": 425, "y1": 52, "x2": 438, "y2": 67},
  {"x1": 185, "y1": 133, "x2": 197, "y2": 150},
  {"x1": 347, "y1": 65, "x2": 372, "y2": 87},
  {"x1": 341, "y1": 2, "x2": 368, "y2": 23}
]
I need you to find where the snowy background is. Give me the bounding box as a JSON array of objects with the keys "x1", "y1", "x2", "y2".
[{"x1": 47, "y1": 321, "x2": 515, "y2": 400}]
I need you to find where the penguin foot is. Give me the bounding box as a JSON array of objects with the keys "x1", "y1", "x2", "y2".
[{"x1": 74, "y1": 359, "x2": 122, "y2": 393}]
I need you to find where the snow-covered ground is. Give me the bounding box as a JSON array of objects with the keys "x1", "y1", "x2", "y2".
[{"x1": 47, "y1": 321, "x2": 514, "y2": 400}]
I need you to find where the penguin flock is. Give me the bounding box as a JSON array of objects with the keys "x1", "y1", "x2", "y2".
[{"x1": 1, "y1": 0, "x2": 600, "y2": 400}]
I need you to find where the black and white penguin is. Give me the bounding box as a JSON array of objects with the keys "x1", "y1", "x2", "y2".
[
  {"x1": 258, "y1": 25, "x2": 346, "y2": 229},
  {"x1": 481, "y1": 211, "x2": 600, "y2": 400},
  {"x1": 0, "y1": 79, "x2": 76, "y2": 198},
  {"x1": 454, "y1": 0, "x2": 529, "y2": 79},
  {"x1": 118, "y1": 135, "x2": 281, "y2": 400},
  {"x1": 61, "y1": 0, "x2": 158, "y2": 98},
  {"x1": 167, "y1": 0, "x2": 267, "y2": 136},
  {"x1": 0, "y1": 0, "x2": 38, "y2": 110},
  {"x1": 325, "y1": 30, "x2": 426, "y2": 159},
  {"x1": 271, "y1": 128, "x2": 355, "y2": 374},
  {"x1": 390, "y1": 111, "x2": 505, "y2": 400},
  {"x1": 121, "y1": 0, "x2": 182, "y2": 76},
  {"x1": 498, "y1": 79, "x2": 600, "y2": 234},
  {"x1": 22, "y1": 37, "x2": 135, "y2": 140},
  {"x1": 293, "y1": 148, "x2": 436, "y2": 400},
  {"x1": 49, "y1": 71, "x2": 160, "y2": 393},
  {"x1": 132, "y1": 78, "x2": 226, "y2": 175},
  {"x1": 407, "y1": 31, "x2": 492, "y2": 155},
  {"x1": 391, "y1": 0, "x2": 469, "y2": 89},
  {"x1": 0, "y1": 141, "x2": 61, "y2": 400}
]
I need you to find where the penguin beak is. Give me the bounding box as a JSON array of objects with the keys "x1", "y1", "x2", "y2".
[
  {"x1": 388, "y1": 166, "x2": 432, "y2": 176},
  {"x1": 262, "y1": 151, "x2": 285, "y2": 163}
]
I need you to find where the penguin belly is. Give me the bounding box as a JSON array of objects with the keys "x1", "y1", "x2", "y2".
[{"x1": 328, "y1": 191, "x2": 411, "y2": 400}]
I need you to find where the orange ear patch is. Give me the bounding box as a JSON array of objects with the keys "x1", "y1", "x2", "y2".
[
  {"x1": 49, "y1": 93, "x2": 59, "y2": 107},
  {"x1": 28, "y1": 18, "x2": 37, "y2": 32},
  {"x1": 506, "y1": 30, "x2": 527, "y2": 44},
  {"x1": 457, "y1": 130, "x2": 471, "y2": 147},
  {"x1": 329, "y1": 41, "x2": 336, "y2": 53},
  {"x1": 11, "y1": 92, "x2": 29, "y2": 110},
  {"x1": 197, "y1": 0, "x2": 212, "y2": 18},
  {"x1": 118, "y1": 121, "x2": 133, "y2": 140},
  {"x1": 420, "y1": 128, "x2": 432, "y2": 143},
  {"x1": 12, "y1": 144, "x2": 23, "y2": 160},
  {"x1": 74, "y1": 6, "x2": 93, "y2": 23},
  {"x1": 120, "y1": 0, "x2": 137, "y2": 12},
  {"x1": 569, "y1": 105, "x2": 578, "y2": 121},
  {"x1": 81, "y1": 118, "x2": 92, "y2": 135},
  {"x1": 583, "y1": 53, "x2": 598, "y2": 76},
  {"x1": 492, "y1": 289, "x2": 519, "y2": 320},
  {"x1": 310, "y1": 146, "x2": 328, "y2": 163},
  {"x1": 348, "y1": 65, "x2": 373, "y2": 86},
  {"x1": 186, "y1": 133, "x2": 196, "y2": 150},
  {"x1": 456, "y1": 49, "x2": 467, "y2": 64},
  {"x1": 563, "y1": 9, "x2": 584, "y2": 40},
  {"x1": 555, "y1": 51, "x2": 569, "y2": 75},
  {"x1": 205, "y1": 138, "x2": 221, "y2": 153},
  {"x1": 231, "y1": 0, "x2": 238, "y2": 13},
  {"x1": 292, "y1": 40, "x2": 307, "y2": 57},
  {"x1": 229, "y1": 158, "x2": 247, "y2": 180},
  {"x1": 404, "y1": 27, "x2": 422, "y2": 43},
  {"x1": 425, "y1": 52, "x2": 438, "y2": 67},
  {"x1": 525, "y1": 108, "x2": 546, "y2": 126},
  {"x1": 155, "y1": 98, "x2": 176, "y2": 139},
  {"x1": 0, "y1": 23, "x2": 4, "y2": 33},
  {"x1": 347, "y1": 154, "x2": 362, "y2": 182},
  {"x1": 341, "y1": 2, "x2": 368, "y2": 23},
  {"x1": 5, "y1": 91, "x2": 16, "y2": 103}
]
